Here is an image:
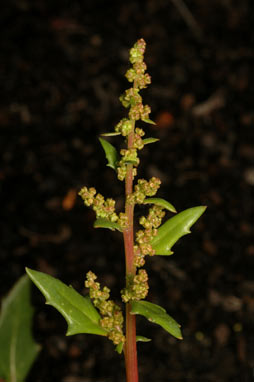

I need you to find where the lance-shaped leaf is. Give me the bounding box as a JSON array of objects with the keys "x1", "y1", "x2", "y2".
[
  {"x1": 143, "y1": 197, "x2": 177, "y2": 213},
  {"x1": 116, "y1": 335, "x2": 151, "y2": 354},
  {"x1": 151, "y1": 206, "x2": 206, "y2": 255},
  {"x1": 26, "y1": 268, "x2": 107, "y2": 337},
  {"x1": 142, "y1": 118, "x2": 156, "y2": 125},
  {"x1": 136, "y1": 335, "x2": 151, "y2": 342},
  {"x1": 115, "y1": 342, "x2": 124, "y2": 354},
  {"x1": 94, "y1": 218, "x2": 122, "y2": 232},
  {"x1": 143, "y1": 137, "x2": 159, "y2": 145},
  {"x1": 101, "y1": 132, "x2": 121, "y2": 136},
  {"x1": 131, "y1": 300, "x2": 182, "y2": 340},
  {"x1": 0, "y1": 275, "x2": 40, "y2": 382},
  {"x1": 99, "y1": 137, "x2": 119, "y2": 171}
]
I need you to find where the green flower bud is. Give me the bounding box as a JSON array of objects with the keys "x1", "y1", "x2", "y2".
[
  {"x1": 129, "y1": 103, "x2": 143, "y2": 120},
  {"x1": 141, "y1": 104, "x2": 151, "y2": 120},
  {"x1": 120, "y1": 148, "x2": 139, "y2": 165},
  {"x1": 140, "y1": 243, "x2": 155, "y2": 256},
  {"x1": 108, "y1": 331, "x2": 125, "y2": 345},
  {"x1": 129, "y1": 39, "x2": 146, "y2": 64},
  {"x1": 134, "y1": 251, "x2": 145, "y2": 267},
  {"x1": 136, "y1": 73, "x2": 152, "y2": 89},
  {"x1": 79, "y1": 186, "x2": 96, "y2": 206},
  {"x1": 135, "y1": 128, "x2": 145, "y2": 137},
  {"x1": 132, "y1": 168, "x2": 137, "y2": 178},
  {"x1": 115, "y1": 118, "x2": 133, "y2": 136},
  {"x1": 122, "y1": 119, "x2": 133, "y2": 136},
  {"x1": 120, "y1": 88, "x2": 142, "y2": 108},
  {"x1": 133, "y1": 62, "x2": 147, "y2": 75},
  {"x1": 129, "y1": 47, "x2": 143, "y2": 64},
  {"x1": 100, "y1": 316, "x2": 114, "y2": 329},
  {"x1": 118, "y1": 212, "x2": 129, "y2": 229},
  {"x1": 125, "y1": 68, "x2": 136, "y2": 82},
  {"x1": 117, "y1": 164, "x2": 127, "y2": 181},
  {"x1": 133, "y1": 134, "x2": 144, "y2": 150}
]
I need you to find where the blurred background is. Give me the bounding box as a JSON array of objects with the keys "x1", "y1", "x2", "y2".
[{"x1": 1, "y1": 0, "x2": 254, "y2": 381}]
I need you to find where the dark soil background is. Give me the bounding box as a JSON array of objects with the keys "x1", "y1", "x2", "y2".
[{"x1": 1, "y1": 1, "x2": 254, "y2": 381}]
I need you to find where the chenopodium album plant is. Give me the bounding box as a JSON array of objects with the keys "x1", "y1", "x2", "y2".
[{"x1": 26, "y1": 39, "x2": 206, "y2": 382}]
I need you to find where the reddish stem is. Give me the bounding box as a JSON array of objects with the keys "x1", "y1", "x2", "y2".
[
  {"x1": 123, "y1": 129, "x2": 139, "y2": 382},
  {"x1": 125, "y1": 302, "x2": 138, "y2": 382}
]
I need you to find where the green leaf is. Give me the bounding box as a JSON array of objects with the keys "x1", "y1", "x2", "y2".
[
  {"x1": 151, "y1": 206, "x2": 206, "y2": 255},
  {"x1": 0, "y1": 275, "x2": 40, "y2": 382},
  {"x1": 143, "y1": 198, "x2": 177, "y2": 213},
  {"x1": 131, "y1": 300, "x2": 182, "y2": 340},
  {"x1": 99, "y1": 137, "x2": 119, "y2": 171},
  {"x1": 115, "y1": 335, "x2": 151, "y2": 354},
  {"x1": 26, "y1": 268, "x2": 107, "y2": 337},
  {"x1": 136, "y1": 335, "x2": 151, "y2": 342},
  {"x1": 142, "y1": 118, "x2": 156, "y2": 125},
  {"x1": 143, "y1": 137, "x2": 159, "y2": 145},
  {"x1": 115, "y1": 342, "x2": 124, "y2": 354},
  {"x1": 101, "y1": 132, "x2": 121, "y2": 136},
  {"x1": 94, "y1": 218, "x2": 122, "y2": 232}
]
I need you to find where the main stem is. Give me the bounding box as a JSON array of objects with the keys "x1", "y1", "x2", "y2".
[{"x1": 123, "y1": 128, "x2": 139, "y2": 382}]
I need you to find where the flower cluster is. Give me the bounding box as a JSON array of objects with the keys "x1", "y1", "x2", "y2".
[
  {"x1": 121, "y1": 269, "x2": 149, "y2": 303},
  {"x1": 134, "y1": 205, "x2": 165, "y2": 267},
  {"x1": 133, "y1": 128, "x2": 145, "y2": 150},
  {"x1": 78, "y1": 187, "x2": 128, "y2": 230},
  {"x1": 115, "y1": 118, "x2": 133, "y2": 136},
  {"x1": 85, "y1": 271, "x2": 125, "y2": 345},
  {"x1": 117, "y1": 158, "x2": 138, "y2": 181},
  {"x1": 120, "y1": 148, "x2": 139, "y2": 166},
  {"x1": 119, "y1": 88, "x2": 142, "y2": 108},
  {"x1": 120, "y1": 39, "x2": 151, "y2": 122},
  {"x1": 118, "y1": 212, "x2": 129, "y2": 229},
  {"x1": 116, "y1": 39, "x2": 152, "y2": 182},
  {"x1": 127, "y1": 177, "x2": 161, "y2": 205},
  {"x1": 126, "y1": 39, "x2": 151, "y2": 89},
  {"x1": 116, "y1": 128, "x2": 146, "y2": 181},
  {"x1": 129, "y1": 103, "x2": 151, "y2": 121},
  {"x1": 79, "y1": 187, "x2": 118, "y2": 222}
]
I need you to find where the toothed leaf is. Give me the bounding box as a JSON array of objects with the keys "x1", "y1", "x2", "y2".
[
  {"x1": 94, "y1": 218, "x2": 122, "y2": 232},
  {"x1": 99, "y1": 137, "x2": 119, "y2": 170},
  {"x1": 151, "y1": 206, "x2": 206, "y2": 255},
  {"x1": 131, "y1": 300, "x2": 182, "y2": 340},
  {"x1": 0, "y1": 275, "x2": 40, "y2": 382},
  {"x1": 26, "y1": 268, "x2": 107, "y2": 337},
  {"x1": 143, "y1": 198, "x2": 177, "y2": 213}
]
